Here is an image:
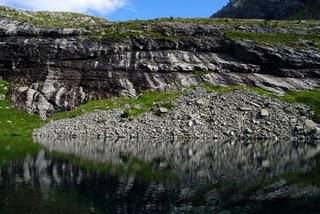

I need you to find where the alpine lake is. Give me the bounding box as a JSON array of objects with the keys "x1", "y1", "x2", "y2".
[{"x1": 0, "y1": 135, "x2": 320, "y2": 214}]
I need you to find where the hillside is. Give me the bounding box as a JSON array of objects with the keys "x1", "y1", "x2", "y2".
[
  {"x1": 0, "y1": 6, "x2": 319, "y2": 119},
  {"x1": 213, "y1": 0, "x2": 320, "y2": 20}
]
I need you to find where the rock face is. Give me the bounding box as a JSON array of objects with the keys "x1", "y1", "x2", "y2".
[
  {"x1": 213, "y1": 0, "x2": 320, "y2": 20},
  {"x1": 0, "y1": 10, "x2": 320, "y2": 118}
]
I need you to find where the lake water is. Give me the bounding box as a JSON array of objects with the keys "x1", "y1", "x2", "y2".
[{"x1": 1, "y1": 137, "x2": 320, "y2": 213}]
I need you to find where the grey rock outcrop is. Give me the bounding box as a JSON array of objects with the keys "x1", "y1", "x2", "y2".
[
  {"x1": 0, "y1": 11, "x2": 319, "y2": 118},
  {"x1": 213, "y1": 0, "x2": 320, "y2": 20}
]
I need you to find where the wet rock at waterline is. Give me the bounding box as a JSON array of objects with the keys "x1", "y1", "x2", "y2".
[{"x1": 34, "y1": 88, "x2": 319, "y2": 140}]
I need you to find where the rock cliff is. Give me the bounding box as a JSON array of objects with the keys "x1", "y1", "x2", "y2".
[
  {"x1": 213, "y1": 0, "x2": 320, "y2": 20},
  {"x1": 0, "y1": 7, "x2": 319, "y2": 118}
]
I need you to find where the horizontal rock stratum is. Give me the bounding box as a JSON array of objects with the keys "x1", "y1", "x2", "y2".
[{"x1": 0, "y1": 7, "x2": 319, "y2": 118}]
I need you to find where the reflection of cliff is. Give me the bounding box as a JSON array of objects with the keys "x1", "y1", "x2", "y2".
[
  {"x1": 36, "y1": 137, "x2": 320, "y2": 183},
  {"x1": 0, "y1": 150, "x2": 177, "y2": 214},
  {"x1": 1, "y1": 138, "x2": 320, "y2": 213}
]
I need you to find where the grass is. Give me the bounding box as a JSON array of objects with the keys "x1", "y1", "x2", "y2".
[
  {"x1": 0, "y1": 79, "x2": 42, "y2": 167},
  {"x1": 0, "y1": 6, "x2": 108, "y2": 30},
  {"x1": 225, "y1": 31, "x2": 320, "y2": 50},
  {"x1": 50, "y1": 90, "x2": 181, "y2": 120},
  {"x1": 0, "y1": 79, "x2": 43, "y2": 138},
  {"x1": 282, "y1": 88, "x2": 320, "y2": 122},
  {"x1": 89, "y1": 20, "x2": 180, "y2": 42},
  {"x1": 200, "y1": 83, "x2": 275, "y2": 97},
  {"x1": 149, "y1": 17, "x2": 320, "y2": 29},
  {"x1": 1, "y1": 6, "x2": 320, "y2": 43}
]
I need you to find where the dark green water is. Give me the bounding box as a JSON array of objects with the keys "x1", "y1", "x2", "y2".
[{"x1": 1, "y1": 137, "x2": 320, "y2": 213}]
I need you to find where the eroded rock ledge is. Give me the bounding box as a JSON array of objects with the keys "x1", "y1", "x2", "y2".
[{"x1": 0, "y1": 15, "x2": 319, "y2": 118}]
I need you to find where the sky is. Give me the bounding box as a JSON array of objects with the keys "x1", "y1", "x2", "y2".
[{"x1": 0, "y1": 0, "x2": 229, "y2": 21}]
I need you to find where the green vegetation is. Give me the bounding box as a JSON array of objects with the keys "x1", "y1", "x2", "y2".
[
  {"x1": 282, "y1": 88, "x2": 320, "y2": 122},
  {"x1": 200, "y1": 83, "x2": 276, "y2": 97},
  {"x1": 290, "y1": 4, "x2": 320, "y2": 20},
  {"x1": 51, "y1": 151, "x2": 176, "y2": 182},
  {"x1": 89, "y1": 19, "x2": 182, "y2": 41},
  {"x1": 0, "y1": 79, "x2": 43, "y2": 138},
  {"x1": 0, "y1": 136, "x2": 40, "y2": 167},
  {"x1": 192, "y1": 70, "x2": 211, "y2": 77},
  {"x1": 0, "y1": 6, "x2": 108, "y2": 30},
  {"x1": 150, "y1": 17, "x2": 320, "y2": 28},
  {"x1": 225, "y1": 31, "x2": 320, "y2": 50},
  {"x1": 51, "y1": 90, "x2": 181, "y2": 120},
  {"x1": 280, "y1": 152, "x2": 320, "y2": 188},
  {"x1": 1, "y1": 6, "x2": 320, "y2": 43},
  {"x1": 0, "y1": 79, "x2": 42, "y2": 167}
]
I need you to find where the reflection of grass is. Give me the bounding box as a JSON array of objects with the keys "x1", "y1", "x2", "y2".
[
  {"x1": 50, "y1": 151, "x2": 177, "y2": 183},
  {"x1": 50, "y1": 90, "x2": 181, "y2": 120},
  {"x1": 0, "y1": 136, "x2": 40, "y2": 167},
  {"x1": 254, "y1": 154, "x2": 320, "y2": 188},
  {"x1": 0, "y1": 187, "x2": 102, "y2": 213}
]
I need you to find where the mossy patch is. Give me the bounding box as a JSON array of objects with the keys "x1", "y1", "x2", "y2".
[
  {"x1": 0, "y1": 79, "x2": 42, "y2": 167},
  {"x1": 200, "y1": 83, "x2": 275, "y2": 97},
  {"x1": 225, "y1": 31, "x2": 320, "y2": 50},
  {"x1": 282, "y1": 88, "x2": 320, "y2": 122},
  {"x1": 2, "y1": 6, "x2": 320, "y2": 43},
  {"x1": 0, "y1": 79, "x2": 43, "y2": 138},
  {"x1": 50, "y1": 90, "x2": 181, "y2": 121},
  {"x1": 0, "y1": 6, "x2": 109, "y2": 30}
]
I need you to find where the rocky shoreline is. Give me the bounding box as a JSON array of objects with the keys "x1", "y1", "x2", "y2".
[{"x1": 34, "y1": 87, "x2": 320, "y2": 140}]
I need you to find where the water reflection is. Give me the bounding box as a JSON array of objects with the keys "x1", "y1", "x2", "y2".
[
  {"x1": 36, "y1": 137, "x2": 320, "y2": 184},
  {"x1": 0, "y1": 137, "x2": 319, "y2": 213}
]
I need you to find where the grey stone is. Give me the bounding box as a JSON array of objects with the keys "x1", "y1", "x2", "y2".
[
  {"x1": 158, "y1": 107, "x2": 169, "y2": 113},
  {"x1": 304, "y1": 119, "x2": 318, "y2": 130},
  {"x1": 196, "y1": 99, "x2": 206, "y2": 105},
  {"x1": 239, "y1": 107, "x2": 253, "y2": 111},
  {"x1": 260, "y1": 109, "x2": 270, "y2": 117}
]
